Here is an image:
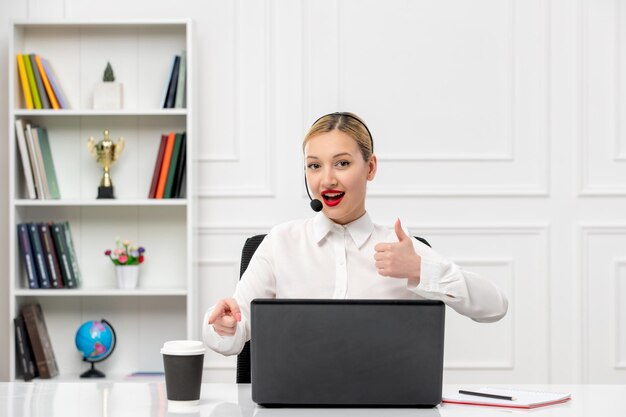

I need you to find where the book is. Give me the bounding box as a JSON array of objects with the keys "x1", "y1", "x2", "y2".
[
  {"x1": 14, "y1": 314, "x2": 37, "y2": 381},
  {"x1": 149, "y1": 134, "x2": 168, "y2": 198},
  {"x1": 14, "y1": 119, "x2": 37, "y2": 199},
  {"x1": 163, "y1": 55, "x2": 180, "y2": 108},
  {"x1": 36, "y1": 128, "x2": 61, "y2": 199},
  {"x1": 24, "y1": 123, "x2": 45, "y2": 199},
  {"x1": 34, "y1": 55, "x2": 60, "y2": 110},
  {"x1": 61, "y1": 221, "x2": 81, "y2": 288},
  {"x1": 38, "y1": 223, "x2": 63, "y2": 288},
  {"x1": 443, "y1": 387, "x2": 572, "y2": 409},
  {"x1": 16, "y1": 54, "x2": 34, "y2": 109},
  {"x1": 171, "y1": 133, "x2": 186, "y2": 198},
  {"x1": 174, "y1": 51, "x2": 186, "y2": 108},
  {"x1": 50, "y1": 223, "x2": 77, "y2": 288},
  {"x1": 21, "y1": 303, "x2": 59, "y2": 378},
  {"x1": 17, "y1": 224, "x2": 39, "y2": 289},
  {"x1": 164, "y1": 133, "x2": 183, "y2": 198},
  {"x1": 29, "y1": 54, "x2": 51, "y2": 109},
  {"x1": 156, "y1": 132, "x2": 176, "y2": 198},
  {"x1": 31, "y1": 127, "x2": 51, "y2": 199},
  {"x1": 28, "y1": 223, "x2": 51, "y2": 288},
  {"x1": 41, "y1": 58, "x2": 69, "y2": 109},
  {"x1": 22, "y1": 54, "x2": 41, "y2": 109}
]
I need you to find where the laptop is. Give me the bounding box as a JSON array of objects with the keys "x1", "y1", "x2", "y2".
[{"x1": 250, "y1": 299, "x2": 445, "y2": 407}]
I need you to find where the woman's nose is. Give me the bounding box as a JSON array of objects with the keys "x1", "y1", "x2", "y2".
[{"x1": 321, "y1": 167, "x2": 337, "y2": 188}]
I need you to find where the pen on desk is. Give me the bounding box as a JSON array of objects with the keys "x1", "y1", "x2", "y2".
[{"x1": 458, "y1": 390, "x2": 516, "y2": 401}]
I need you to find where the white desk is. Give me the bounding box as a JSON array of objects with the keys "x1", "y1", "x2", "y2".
[{"x1": 0, "y1": 382, "x2": 624, "y2": 417}]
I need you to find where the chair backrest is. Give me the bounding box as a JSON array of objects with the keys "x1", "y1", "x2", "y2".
[
  {"x1": 235, "y1": 233, "x2": 431, "y2": 383},
  {"x1": 236, "y1": 234, "x2": 267, "y2": 383}
]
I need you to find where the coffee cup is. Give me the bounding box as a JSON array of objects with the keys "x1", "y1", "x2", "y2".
[{"x1": 161, "y1": 340, "x2": 205, "y2": 407}]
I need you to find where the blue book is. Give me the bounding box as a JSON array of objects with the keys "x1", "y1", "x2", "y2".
[
  {"x1": 41, "y1": 58, "x2": 69, "y2": 109},
  {"x1": 28, "y1": 223, "x2": 51, "y2": 288},
  {"x1": 17, "y1": 224, "x2": 39, "y2": 289},
  {"x1": 163, "y1": 55, "x2": 180, "y2": 108}
]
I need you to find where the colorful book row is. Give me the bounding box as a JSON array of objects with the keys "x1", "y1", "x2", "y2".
[
  {"x1": 162, "y1": 51, "x2": 186, "y2": 109},
  {"x1": 149, "y1": 132, "x2": 187, "y2": 199},
  {"x1": 14, "y1": 303, "x2": 58, "y2": 380},
  {"x1": 15, "y1": 119, "x2": 60, "y2": 200},
  {"x1": 16, "y1": 54, "x2": 69, "y2": 110},
  {"x1": 17, "y1": 221, "x2": 81, "y2": 290}
]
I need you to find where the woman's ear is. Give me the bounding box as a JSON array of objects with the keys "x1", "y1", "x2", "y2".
[{"x1": 367, "y1": 154, "x2": 377, "y2": 181}]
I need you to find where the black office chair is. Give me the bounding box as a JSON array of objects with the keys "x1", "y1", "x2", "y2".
[{"x1": 235, "y1": 233, "x2": 432, "y2": 383}]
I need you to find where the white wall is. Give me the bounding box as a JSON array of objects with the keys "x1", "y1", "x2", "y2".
[{"x1": 1, "y1": 0, "x2": 625, "y2": 384}]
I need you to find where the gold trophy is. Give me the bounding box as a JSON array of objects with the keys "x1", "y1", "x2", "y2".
[{"x1": 87, "y1": 130, "x2": 125, "y2": 199}]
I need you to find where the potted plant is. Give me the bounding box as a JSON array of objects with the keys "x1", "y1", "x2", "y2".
[
  {"x1": 105, "y1": 238, "x2": 145, "y2": 289},
  {"x1": 93, "y1": 62, "x2": 123, "y2": 110}
]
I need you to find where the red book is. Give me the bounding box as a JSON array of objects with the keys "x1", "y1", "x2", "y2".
[
  {"x1": 149, "y1": 134, "x2": 168, "y2": 198},
  {"x1": 156, "y1": 132, "x2": 176, "y2": 199}
]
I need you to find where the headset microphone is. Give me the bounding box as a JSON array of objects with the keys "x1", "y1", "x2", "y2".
[{"x1": 304, "y1": 173, "x2": 323, "y2": 212}]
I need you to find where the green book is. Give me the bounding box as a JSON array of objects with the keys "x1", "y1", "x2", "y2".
[
  {"x1": 36, "y1": 128, "x2": 60, "y2": 199},
  {"x1": 61, "y1": 221, "x2": 81, "y2": 288},
  {"x1": 164, "y1": 133, "x2": 182, "y2": 198},
  {"x1": 23, "y1": 55, "x2": 42, "y2": 109},
  {"x1": 51, "y1": 223, "x2": 76, "y2": 288}
]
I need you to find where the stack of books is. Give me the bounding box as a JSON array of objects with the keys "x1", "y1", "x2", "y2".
[
  {"x1": 162, "y1": 51, "x2": 186, "y2": 109},
  {"x1": 15, "y1": 119, "x2": 60, "y2": 200},
  {"x1": 16, "y1": 54, "x2": 69, "y2": 110},
  {"x1": 17, "y1": 221, "x2": 81, "y2": 289},
  {"x1": 14, "y1": 303, "x2": 59, "y2": 380},
  {"x1": 149, "y1": 132, "x2": 186, "y2": 198}
]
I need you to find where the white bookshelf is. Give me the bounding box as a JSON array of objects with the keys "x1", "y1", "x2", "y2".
[{"x1": 7, "y1": 20, "x2": 195, "y2": 381}]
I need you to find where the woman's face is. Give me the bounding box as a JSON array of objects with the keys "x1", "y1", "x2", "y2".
[{"x1": 304, "y1": 129, "x2": 377, "y2": 225}]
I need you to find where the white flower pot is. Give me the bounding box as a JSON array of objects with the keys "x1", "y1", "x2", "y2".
[
  {"x1": 94, "y1": 82, "x2": 123, "y2": 110},
  {"x1": 116, "y1": 265, "x2": 139, "y2": 289}
]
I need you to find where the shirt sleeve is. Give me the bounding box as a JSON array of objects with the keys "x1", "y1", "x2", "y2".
[
  {"x1": 202, "y1": 230, "x2": 277, "y2": 356},
  {"x1": 405, "y1": 239, "x2": 509, "y2": 323}
]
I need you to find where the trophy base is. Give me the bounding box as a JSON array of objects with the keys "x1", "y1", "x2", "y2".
[{"x1": 97, "y1": 186, "x2": 115, "y2": 199}]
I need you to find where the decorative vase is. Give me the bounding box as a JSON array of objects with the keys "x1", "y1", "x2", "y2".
[
  {"x1": 116, "y1": 265, "x2": 139, "y2": 289},
  {"x1": 94, "y1": 82, "x2": 123, "y2": 110}
]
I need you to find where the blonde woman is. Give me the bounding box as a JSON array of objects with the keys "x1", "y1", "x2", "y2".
[{"x1": 204, "y1": 112, "x2": 508, "y2": 356}]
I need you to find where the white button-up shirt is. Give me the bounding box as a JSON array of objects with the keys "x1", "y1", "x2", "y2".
[{"x1": 203, "y1": 212, "x2": 508, "y2": 356}]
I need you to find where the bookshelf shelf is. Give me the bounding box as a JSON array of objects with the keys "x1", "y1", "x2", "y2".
[
  {"x1": 15, "y1": 199, "x2": 188, "y2": 207},
  {"x1": 8, "y1": 20, "x2": 194, "y2": 381},
  {"x1": 14, "y1": 109, "x2": 188, "y2": 117},
  {"x1": 15, "y1": 288, "x2": 188, "y2": 297}
]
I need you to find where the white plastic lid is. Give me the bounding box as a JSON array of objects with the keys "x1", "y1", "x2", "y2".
[{"x1": 160, "y1": 340, "x2": 205, "y2": 356}]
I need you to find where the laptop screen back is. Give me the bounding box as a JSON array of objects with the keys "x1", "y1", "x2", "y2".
[{"x1": 251, "y1": 299, "x2": 445, "y2": 407}]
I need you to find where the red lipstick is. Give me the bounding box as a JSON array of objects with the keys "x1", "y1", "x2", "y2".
[{"x1": 321, "y1": 189, "x2": 345, "y2": 207}]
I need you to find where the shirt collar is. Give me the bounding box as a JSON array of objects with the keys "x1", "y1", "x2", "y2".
[{"x1": 313, "y1": 212, "x2": 374, "y2": 249}]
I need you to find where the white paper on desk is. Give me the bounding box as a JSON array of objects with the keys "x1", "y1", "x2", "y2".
[{"x1": 443, "y1": 387, "x2": 571, "y2": 409}]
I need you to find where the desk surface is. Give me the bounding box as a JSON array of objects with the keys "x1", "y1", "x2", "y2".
[{"x1": 0, "y1": 382, "x2": 624, "y2": 417}]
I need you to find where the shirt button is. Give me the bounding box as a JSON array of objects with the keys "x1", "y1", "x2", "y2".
[{"x1": 338, "y1": 259, "x2": 345, "y2": 266}]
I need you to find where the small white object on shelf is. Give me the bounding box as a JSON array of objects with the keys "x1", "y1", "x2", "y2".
[
  {"x1": 93, "y1": 82, "x2": 123, "y2": 110},
  {"x1": 115, "y1": 265, "x2": 139, "y2": 289}
]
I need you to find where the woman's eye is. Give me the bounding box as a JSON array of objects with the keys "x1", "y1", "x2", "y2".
[
  {"x1": 307, "y1": 163, "x2": 320, "y2": 170},
  {"x1": 336, "y1": 160, "x2": 350, "y2": 167}
]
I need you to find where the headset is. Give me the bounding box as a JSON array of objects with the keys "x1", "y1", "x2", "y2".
[{"x1": 304, "y1": 112, "x2": 374, "y2": 212}]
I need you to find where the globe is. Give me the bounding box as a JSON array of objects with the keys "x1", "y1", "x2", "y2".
[{"x1": 75, "y1": 319, "x2": 116, "y2": 378}]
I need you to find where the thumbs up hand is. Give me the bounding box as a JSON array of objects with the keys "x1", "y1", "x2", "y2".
[{"x1": 374, "y1": 218, "x2": 421, "y2": 282}]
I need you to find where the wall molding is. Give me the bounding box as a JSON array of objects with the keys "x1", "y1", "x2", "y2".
[{"x1": 580, "y1": 225, "x2": 626, "y2": 381}]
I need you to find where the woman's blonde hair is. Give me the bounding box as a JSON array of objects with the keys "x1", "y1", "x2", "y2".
[{"x1": 302, "y1": 112, "x2": 373, "y2": 161}]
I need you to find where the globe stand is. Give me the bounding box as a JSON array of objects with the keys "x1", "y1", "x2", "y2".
[{"x1": 80, "y1": 361, "x2": 106, "y2": 378}]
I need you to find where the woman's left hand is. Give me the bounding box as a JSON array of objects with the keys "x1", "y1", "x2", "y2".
[{"x1": 374, "y1": 218, "x2": 421, "y2": 282}]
